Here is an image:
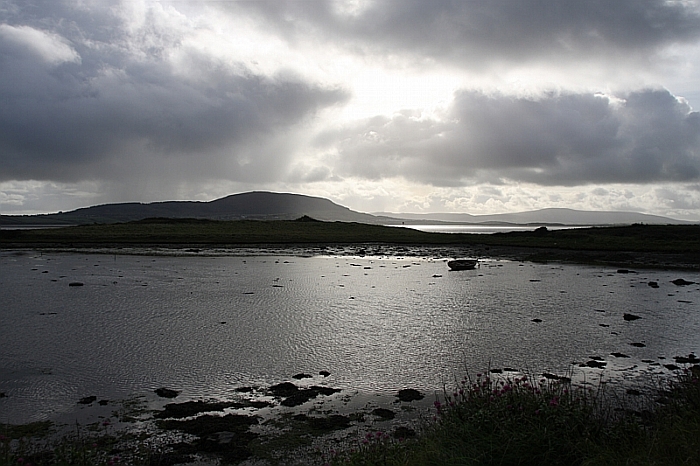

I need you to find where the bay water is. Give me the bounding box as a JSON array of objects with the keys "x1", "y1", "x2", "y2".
[{"x1": 1, "y1": 249, "x2": 699, "y2": 425}]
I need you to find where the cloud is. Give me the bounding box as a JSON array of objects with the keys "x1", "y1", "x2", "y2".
[
  {"x1": 0, "y1": 24, "x2": 80, "y2": 65},
  {"x1": 0, "y1": 1, "x2": 349, "y2": 185},
  {"x1": 228, "y1": 0, "x2": 700, "y2": 70},
  {"x1": 322, "y1": 88, "x2": 700, "y2": 186}
]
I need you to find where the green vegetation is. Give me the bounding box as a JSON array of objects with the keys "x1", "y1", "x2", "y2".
[
  {"x1": 486, "y1": 224, "x2": 700, "y2": 254},
  {"x1": 0, "y1": 420, "x2": 150, "y2": 466},
  {"x1": 327, "y1": 367, "x2": 700, "y2": 466},
  {"x1": 2, "y1": 219, "x2": 699, "y2": 268},
  {"x1": 0, "y1": 218, "x2": 698, "y2": 252},
  {"x1": 4, "y1": 368, "x2": 699, "y2": 465},
  {"x1": 0, "y1": 218, "x2": 455, "y2": 245}
]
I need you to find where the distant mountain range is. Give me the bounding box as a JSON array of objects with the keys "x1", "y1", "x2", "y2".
[
  {"x1": 373, "y1": 208, "x2": 694, "y2": 226},
  {"x1": 0, "y1": 191, "x2": 693, "y2": 227}
]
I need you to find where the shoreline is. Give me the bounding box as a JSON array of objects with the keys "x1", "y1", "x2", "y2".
[
  {"x1": 3, "y1": 242, "x2": 700, "y2": 271},
  {"x1": 2, "y1": 362, "x2": 690, "y2": 466}
]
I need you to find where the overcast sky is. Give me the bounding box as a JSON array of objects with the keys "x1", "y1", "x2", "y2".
[{"x1": 2, "y1": 0, "x2": 700, "y2": 219}]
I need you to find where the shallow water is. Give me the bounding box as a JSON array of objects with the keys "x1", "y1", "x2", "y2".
[{"x1": 1, "y1": 249, "x2": 699, "y2": 425}]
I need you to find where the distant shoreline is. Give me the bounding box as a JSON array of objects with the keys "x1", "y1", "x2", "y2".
[
  {"x1": 2, "y1": 220, "x2": 699, "y2": 270},
  {"x1": 2, "y1": 242, "x2": 700, "y2": 272}
]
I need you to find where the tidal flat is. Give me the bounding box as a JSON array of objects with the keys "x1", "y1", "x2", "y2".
[{"x1": 1, "y1": 245, "x2": 699, "y2": 464}]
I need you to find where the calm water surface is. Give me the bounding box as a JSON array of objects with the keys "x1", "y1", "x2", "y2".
[{"x1": 1, "y1": 249, "x2": 699, "y2": 424}]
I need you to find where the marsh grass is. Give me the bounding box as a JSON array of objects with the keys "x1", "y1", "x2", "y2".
[
  {"x1": 2, "y1": 220, "x2": 699, "y2": 256},
  {"x1": 329, "y1": 367, "x2": 700, "y2": 466},
  {"x1": 0, "y1": 419, "x2": 153, "y2": 466},
  {"x1": 2, "y1": 368, "x2": 699, "y2": 465}
]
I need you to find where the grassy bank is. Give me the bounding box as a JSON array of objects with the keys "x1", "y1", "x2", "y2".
[
  {"x1": 1, "y1": 218, "x2": 699, "y2": 252},
  {"x1": 3, "y1": 219, "x2": 700, "y2": 269},
  {"x1": 328, "y1": 367, "x2": 700, "y2": 466},
  {"x1": 3, "y1": 366, "x2": 699, "y2": 465},
  {"x1": 0, "y1": 218, "x2": 455, "y2": 246}
]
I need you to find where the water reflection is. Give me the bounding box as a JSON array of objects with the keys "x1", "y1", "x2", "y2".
[{"x1": 0, "y1": 250, "x2": 698, "y2": 424}]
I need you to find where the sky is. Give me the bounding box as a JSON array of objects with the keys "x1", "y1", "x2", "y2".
[{"x1": 2, "y1": 1, "x2": 700, "y2": 220}]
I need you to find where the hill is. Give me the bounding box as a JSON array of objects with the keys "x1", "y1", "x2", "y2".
[
  {"x1": 374, "y1": 207, "x2": 692, "y2": 226},
  {"x1": 1, "y1": 192, "x2": 692, "y2": 227},
  {"x1": 0, "y1": 192, "x2": 394, "y2": 226}
]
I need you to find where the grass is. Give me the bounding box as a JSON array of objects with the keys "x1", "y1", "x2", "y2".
[
  {"x1": 0, "y1": 421, "x2": 149, "y2": 466},
  {"x1": 1, "y1": 218, "x2": 699, "y2": 253},
  {"x1": 2, "y1": 368, "x2": 699, "y2": 465},
  {"x1": 0, "y1": 218, "x2": 454, "y2": 246},
  {"x1": 327, "y1": 367, "x2": 700, "y2": 466}
]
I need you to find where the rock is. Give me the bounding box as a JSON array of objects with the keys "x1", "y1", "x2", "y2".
[
  {"x1": 393, "y1": 426, "x2": 417, "y2": 439},
  {"x1": 396, "y1": 389, "x2": 424, "y2": 402},
  {"x1": 541, "y1": 373, "x2": 572, "y2": 383},
  {"x1": 268, "y1": 382, "x2": 298, "y2": 397},
  {"x1": 672, "y1": 278, "x2": 695, "y2": 286},
  {"x1": 664, "y1": 364, "x2": 681, "y2": 371},
  {"x1": 0, "y1": 392, "x2": 6, "y2": 398},
  {"x1": 292, "y1": 373, "x2": 312, "y2": 380},
  {"x1": 617, "y1": 269, "x2": 635, "y2": 274},
  {"x1": 611, "y1": 352, "x2": 630, "y2": 358},
  {"x1": 371, "y1": 408, "x2": 395, "y2": 420},
  {"x1": 630, "y1": 342, "x2": 646, "y2": 348},
  {"x1": 68, "y1": 282, "x2": 84, "y2": 287},
  {"x1": 270, "y1": 384, "x2": 341, "y2": 407},
  {"x1": 319, "y1": 370, "x2": 331, "y2": 377},
  {"x1": 235, "y1": 386, "x2": 256, "y2": 393},
  {"x1": 489, "y1": 368, "x2": 503, "y2": 374},
  {"x1": 531, "y1": 318, "x2": 543, "y2": 323},
  {"x1": 78, "y1": 396, "x2": 97, "y2": 405},
  {"x1": 648, "y1": 281, "x2": 659, "y2": 288},
  {"x1": 280, "y1": 392, "x2": 316, "y2": 407},
  {"x1": 584, "y1": 360, "x2": 607, "y2": 369},
  {"x1": 623, "y1": 313, "x2": 642, "y2": 321},
  {"x1": 155, "y1": 400, "x2": 270, "y2": 419},
  {"x1": 306, "y1": 415, "x2": 351, "y2": 432},
  {"x1": 674, "y1": 354, "x2": 700, "y2": 364},
  {"x1": 155, "y1": 387, "x2": 181, "y2": 398},
  {"x1": 157, "y1": 413, "x2": 258, "y2": 438}
]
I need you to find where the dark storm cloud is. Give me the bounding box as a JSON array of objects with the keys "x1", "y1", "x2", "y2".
[
  {"x1": 0, "y1": 1, "x2": 348, "y2": 183},
  {"x1": 322, "y1": 89, "x2": 700, "y2": 186},
  {"x1": 230, "y1": 0, "x2": 700, "y2": 67}
]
